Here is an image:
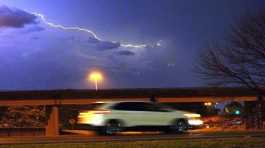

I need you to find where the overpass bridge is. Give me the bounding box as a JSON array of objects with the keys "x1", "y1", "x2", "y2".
[
  {"x1": 0, "y1": 87, "x2": 260, "y2": 136},
  {"x1": 0, "y1": 87, "x2": 258, "y2": 105}
]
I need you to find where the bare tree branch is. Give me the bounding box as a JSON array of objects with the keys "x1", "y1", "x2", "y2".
[{"x1": 196, "y1": 10, "x2": 265, "y2": 96}]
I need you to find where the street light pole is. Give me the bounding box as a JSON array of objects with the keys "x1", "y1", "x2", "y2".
[{"x1": 95, "y1": 79, "x2": 98, "y2": 90}]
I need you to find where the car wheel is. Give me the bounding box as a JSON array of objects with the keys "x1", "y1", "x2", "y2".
[
  {"x1": 171, "y1": 119, "x2": 188, "y2": 133},
  {"x1": 104, "y1": 120, "x2": 123, "y2": 135}
]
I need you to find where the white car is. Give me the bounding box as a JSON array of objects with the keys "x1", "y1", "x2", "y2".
[{"x1": 78, "y1": 101, "x2": 203, "y2": 135}]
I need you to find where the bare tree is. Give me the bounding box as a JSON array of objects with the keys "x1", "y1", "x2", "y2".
[
  {"x1": 197, "y1": 10, "x2": 265, "y2": 96},
  {"x1": 197, "y1": 10, "x2": 265, "y2": 129}
]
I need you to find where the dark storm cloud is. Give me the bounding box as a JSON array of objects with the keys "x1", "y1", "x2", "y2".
[
  {"x1": 85, "y1": 38, "x2": 121, "y2": 50},
  {"x1": 116, "y1": 50, "x2": 135, "y2": 56},
  {"x1": 25, "y1": 26, "x2": 45, "y2": 32},
  {"x1": 0, "y1": 5, "x2": 37, "y2": 28},
  {"x1": 68, "y1": 36, "x2": 121, "y2": 50},
  {"x1": 87, "y1": 37, "x2": 100, "y2": 44},
  {"x1": 96, "y1": 41, "x2": 120, "y2": 50},
  {"x1": 31, "y1": 36, "x2": 40, "y2": 40}
]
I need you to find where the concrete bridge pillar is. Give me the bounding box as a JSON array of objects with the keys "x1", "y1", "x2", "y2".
[
  {"x1": 244, "y1": 101, "x2": 255, "y2": 129},
  {"x1": 244, "y1": 98, "x2": 264, "y2": 129},
  {"x1": 45, "y1": 106, "x2": 59, "y2": 136}
]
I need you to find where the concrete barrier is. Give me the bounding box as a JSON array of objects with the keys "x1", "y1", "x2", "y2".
[{"x1": 0, "y1": 128, "x2": 45, "y2": 136}]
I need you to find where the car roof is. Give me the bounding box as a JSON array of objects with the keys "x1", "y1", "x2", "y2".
[{"x1": 94, "y1": 101, "x2": 152, "y2": 109}]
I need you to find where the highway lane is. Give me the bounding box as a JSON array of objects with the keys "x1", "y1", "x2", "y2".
[{"x1": 0, "y1": 131, "x2": 265, "y2": 144}]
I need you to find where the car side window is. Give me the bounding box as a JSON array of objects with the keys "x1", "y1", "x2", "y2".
[
  {"x1": 112, "y1": 102, "x2": 152, "y2": 111},
  {"x1": 138, "y1": 103, "x2": 156, "y2": 111},
  {"x1": 153, "y1": 105, "x2": 171, "y2": 112},
  {"x1": 139, "y1": 103, "x2": 171, "y2": 112},
  {"x1": 112, "y1": 102, "x2": 171, "y2": 112},
  {"x1": 112, "y1": 102, "x2": 135, "y2": 111}
]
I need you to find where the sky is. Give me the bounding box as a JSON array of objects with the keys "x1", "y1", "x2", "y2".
[{"x1": 0, "y1": 0, "x2": 264, "y2": 90}]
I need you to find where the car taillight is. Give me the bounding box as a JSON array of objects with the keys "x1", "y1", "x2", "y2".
[{"x1": 93, "y1": 110, "x2": 111, "y2": 114}]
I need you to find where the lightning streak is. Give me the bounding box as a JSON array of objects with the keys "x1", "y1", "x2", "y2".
[
  {"x1": 32, "y1": 12, "x2": 158, "y2": 49},
  {"x1": 120, "y1": 44, "x2": 147, "y2": 48},
  {"x1": 33, "y1": 13, "x2": 101, "y2": 41}
]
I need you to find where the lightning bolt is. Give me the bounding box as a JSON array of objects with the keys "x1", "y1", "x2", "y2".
[
  {"x1": 120, "y1": 44, "x2": 147, "y2": 48},
  {"x1": 33, "y1": 13, "x2": 101, "y2": 40},
  {"x1": 32, "y1": 12, "x2": 161, "y2": 49}
]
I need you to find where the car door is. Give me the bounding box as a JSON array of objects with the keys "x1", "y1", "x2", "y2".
[
  {"x1": 132, "y1": 102, "x2": 154, "y2": 126},
  {"x1": 113, "y1": 102, "x2": 156, "y2": 126},
  {"x1": 141, "y1": 103, "x2": 174, "y2": 126},
  {"x1": 111, "y1": 102, "x2": 149, "y2": 127}
]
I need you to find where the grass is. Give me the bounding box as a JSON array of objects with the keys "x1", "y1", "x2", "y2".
[
  {"x1": 0, "y1": 138, "x2": 265, "y2": 148},
  {"x1": 194, "y1": 130, "x2": 265, "y2": 136}
]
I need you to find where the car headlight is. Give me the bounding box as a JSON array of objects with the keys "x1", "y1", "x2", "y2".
[
  {"x1": 184, "y1": 113, "x2": 201, "y2": 118},
  {"x1": 187, "y1": 119, "x2": 203, "y2": 126},
  {"x1": 184, "y1": 113, "x2": 203, "y2": 126}
]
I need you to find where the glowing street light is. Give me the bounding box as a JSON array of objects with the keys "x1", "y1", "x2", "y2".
[{"x1": 88, "y1": 71, "x2": 103, "y2": 90}]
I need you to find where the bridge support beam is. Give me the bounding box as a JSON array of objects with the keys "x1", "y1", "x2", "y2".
[
  {"x1": 256, "y1": 95, "x2": 264, "y2": 129},
  {"x1": 244, "y1": 98, "x2": 264, "y2": 129},
  {"x1": 244, "y1": 101, "x2": 255, "y2": 129},
  {"x1": 45, "y1": 106, "x2": 59, "y2": 136}
]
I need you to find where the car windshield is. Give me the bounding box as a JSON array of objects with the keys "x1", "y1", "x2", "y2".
[{"x1": 156, "y1": 104, "x2": 174, "y2": 111}]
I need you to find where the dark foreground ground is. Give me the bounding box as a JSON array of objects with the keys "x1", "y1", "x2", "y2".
[
  {"x1": 0, "y1": 138, "x2": 264, "y2": 148},
  {"x1": 0, "y1": 130, "x2": 265, "y2": 148}
]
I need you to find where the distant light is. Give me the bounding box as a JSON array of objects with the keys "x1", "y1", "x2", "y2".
[
  {"x1": 89, "y1": 72, "x2": 103, "y2": 82},
  {"x1": 204, "y1": 102, "x2": 212, "y2": 106},
  {"x1": 88, "y1": 71, "x2": 103, "y2": 90},
  {"x1": 95, "y1": 101, "x2": 105, "y2": 104},
  {"x1": 235, "y1": 110, "x2": 241, "y2": 115}
]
